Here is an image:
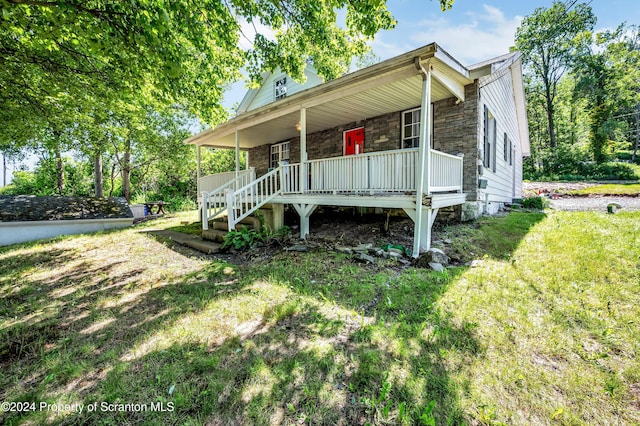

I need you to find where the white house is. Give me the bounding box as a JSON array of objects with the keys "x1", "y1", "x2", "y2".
[{"x1": 185, "y1": 43, "x2": 530, "y2": 257}]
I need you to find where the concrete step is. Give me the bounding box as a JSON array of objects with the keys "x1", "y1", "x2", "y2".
[
  {"x1": 202, "y1": 229, "x2": 227, "y2": 243},
  {"x1": 211, "y1": 216, "x2": 261, "y2": 231},
  {"x1": 149, "y1": 230, "x2": 221, "y2": 254}
]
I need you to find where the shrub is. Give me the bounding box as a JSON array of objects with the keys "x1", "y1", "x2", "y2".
[
  {"x1": 222, "y1": 227, "x2": 265, "y2": 251},
  {"x1": 522, "y1": 196, "x2": 549, "y2": 210}
]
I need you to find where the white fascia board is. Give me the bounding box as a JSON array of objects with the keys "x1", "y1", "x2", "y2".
[{"x1": 510, "y1": 57, "x2": 531, "y2": 156}]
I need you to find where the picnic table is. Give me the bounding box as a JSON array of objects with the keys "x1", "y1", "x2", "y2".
[{"x1": 144, "y1": 201, "x2": 168, "y2": 215}]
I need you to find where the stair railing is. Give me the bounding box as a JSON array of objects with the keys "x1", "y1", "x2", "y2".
[
  {"x1": 225, "y1": 166, "x2": 283, "y2": 231},
  {"x1": 201, "y1": 168, "x2": 255, "y2": 230}
]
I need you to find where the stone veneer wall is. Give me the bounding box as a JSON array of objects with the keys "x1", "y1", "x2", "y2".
[
  {"x1": 247, "y1": 111, "x2": 403, "y2": 176},
  {"x1": 433, "y1": 82, "x2": 480, "y2": 202}
]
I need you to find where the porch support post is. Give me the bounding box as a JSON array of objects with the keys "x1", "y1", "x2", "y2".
[
  {"x1": 234, "y1": 130, "x2": 241, "y2": 175},
  {"x1": 404, "y1": 207, "x2": 439, "y2": 255},
  {"x1": 196, "y1": 145, "x2": 202, "y2": 194},
  {"x1": 292, "y1": 203, "x2": 317, "y2": 239},
  {"x1": 412, "y1": 59, "x2": 432, "y2": 258},
  {"x1": 300, "y1": 108, "x2": 307, "y2": 192}
]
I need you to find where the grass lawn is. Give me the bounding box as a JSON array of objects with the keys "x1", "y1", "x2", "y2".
[
  {"x1": 569, "y1": 183, "x2": 640, "y2": 195},
  {"x1": 1, "y1": 210, "x2": 639, "y2": 425}
]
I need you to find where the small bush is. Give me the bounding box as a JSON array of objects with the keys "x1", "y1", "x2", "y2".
[
  {"x1": 221, "y1": 224, "x2": 292, "y2": 251},
  {"x1": 222, "y1": 227, "x2": 264, "y2": 251},
  {"x1": 522, "y1": 196, "x2": 549, "y2": 210}
]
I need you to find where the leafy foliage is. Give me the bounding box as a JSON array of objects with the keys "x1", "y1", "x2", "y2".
[
  {"x1": 521, "y1": 196, "x2": 549, "y2": 210},
  {"x1": 518, "y1": 3, "x2": 640, "y2": 179},
  {"x1": 221, "y1": 224, "x2": 291, "y2": 251},
  {"x1": 221, "y1": 226, "x2": 265, "y2": 251},
  {"x1": 515, "y1": 1, "x2": 596, "y2": 151}
]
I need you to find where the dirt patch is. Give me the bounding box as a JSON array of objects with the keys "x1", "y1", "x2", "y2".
[{"x1": 210, "y1": 209, "x2": 460, "y2": 268}]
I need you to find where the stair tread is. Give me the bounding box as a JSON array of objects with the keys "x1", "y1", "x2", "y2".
[{"x1": 149, "y1": 230, "x2": 221, "y2": 254}]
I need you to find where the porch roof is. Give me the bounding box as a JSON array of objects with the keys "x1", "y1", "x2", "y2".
[{"x1": 185, "y1": 43, "x2": 475, "y2": 149}]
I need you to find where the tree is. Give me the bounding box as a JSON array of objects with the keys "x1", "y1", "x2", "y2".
[
  {"x1": 515, "y1": 1, "x2": 596, "y2": 151},
  {"x1": 574, "y1": 24, "x2": 640, "y2": 162},
  {"x1": 1, "y1": 0, "x2": 398, "y2": 128}
]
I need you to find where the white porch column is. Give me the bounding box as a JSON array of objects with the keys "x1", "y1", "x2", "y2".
[
  {"x1": 300, "y1": 108, "x2": 307, "y2": 192},
  {"x1": 413, "y1": 60, "x2": 432, "y2": 257},
  {"x1": 196, "y1": 145, "x2": 202, "y2": 194},
  {"x1": 234, "y1": 130, "x2": 241, "y2": 175}
]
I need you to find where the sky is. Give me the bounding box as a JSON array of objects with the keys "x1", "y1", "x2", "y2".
[
  {"x1": 222, "y1": 0, "x2": 639, "y2": 108},
  {"x1": 2, "y1": 0, "x2": 638, "y2": 185}
]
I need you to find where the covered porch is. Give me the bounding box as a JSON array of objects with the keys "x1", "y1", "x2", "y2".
[{"x1": 186, "y1": 43, "x2": 473, "y2": 257}]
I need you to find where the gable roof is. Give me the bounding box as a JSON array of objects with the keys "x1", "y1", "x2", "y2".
[
  {"x1": 185, "y1": 43, "x2": 529, "y2": 155},
  {"x1": 187, "y1": 43, "x2": 474, "y2": 149},
  {"x1": 237, "y1": 65, "x2": 325, "y2": 114}
]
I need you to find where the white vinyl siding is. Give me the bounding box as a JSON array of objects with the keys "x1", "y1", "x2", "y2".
[
  {"x1": 478, "y1": 65, "x2": 525, "y2": 202},
  {"x1": 241, "y1": 67, "x2": 324, "y2": 112}
]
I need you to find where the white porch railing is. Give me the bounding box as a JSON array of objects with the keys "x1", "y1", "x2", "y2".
[
  {"x1": 305, "y1": 148, "x2": 419, "y2": 194},
  {"x1": 199, "y1": 149, "x2": 464, "y2": 230},
  {"x1": 198, "y1": 169, "x2": 254, "y2": 195},
  {"x1": 429, "y1": 150, "x2": 464, "y2": 193},
  {"x1": 201, "y1": 168, "x2": 255, "y2": 229}
]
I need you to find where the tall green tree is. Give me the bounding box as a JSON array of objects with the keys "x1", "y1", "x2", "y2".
[
  {"x1": 1, "y1": 0, "x2": 397, "y2": 128},
  {"x1": 515, "y1": 1, "x2": 596, "y2": 151},
  {"x1": 574, "y1": 24, "x2": 640, "y2": 162}
]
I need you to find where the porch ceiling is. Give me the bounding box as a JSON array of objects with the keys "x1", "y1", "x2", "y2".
[{"x1": 186, "y1": 44, "x2": 473, "y2": 149}]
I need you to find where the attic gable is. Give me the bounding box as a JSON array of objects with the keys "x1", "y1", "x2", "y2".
[{"x1": 237, "y1": 65, "x2": 324, "y2": 114}]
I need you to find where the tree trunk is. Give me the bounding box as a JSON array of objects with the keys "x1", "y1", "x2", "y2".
[
  {"x1": 2, "y1": 153, "x2": 6, "y2": 187},
  {"x1": 633, "y1": 105, "x2": 639, "y2": 163},
  {"x1": 121, "y1": 139, "x2": 132, "y2": 203},
  {"x1": 109, "y1": 162, "x2": 117, "y2": 198},
  {"x1": 544, "y1": 84, "x2": 557, "y2": 150},
  {"x1": 55, "y1": 148, "x2": 65, "y2": 195},
  {"x1": 94, "y1": 150, "x2": 104, "y2": 197}
]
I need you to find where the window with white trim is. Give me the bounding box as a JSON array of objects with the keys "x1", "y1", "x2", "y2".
[
  {"x1": 483, "y1": 106, "x2": 497, "y2": 172},
  {"x1": 402, "y1": 108, "x2": 421, "y2": 148},
  {"x1": 270, "y1": 141, "x2": 290, "y2": 169},
  {"x1": 503, "y1": 133, "x2": 509, "y2": 164},
  {"x1": 401, "y1": 107, "x2": 434, "y2": 149}
]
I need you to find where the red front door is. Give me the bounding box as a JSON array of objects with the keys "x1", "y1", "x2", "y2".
[{"x1": 344, "y1": 127, "x2": 365, "y2": 155}]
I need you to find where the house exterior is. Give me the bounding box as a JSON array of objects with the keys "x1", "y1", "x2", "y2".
[{"x1": 185, "y1": 43, "x2": 530, "y2": 257}]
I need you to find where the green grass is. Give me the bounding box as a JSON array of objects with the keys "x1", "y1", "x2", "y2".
[
  {"x1": 1, "y1": 211, "x2": 639, "y2": 425},
  {"x1": 569, "y1": 183, "x2": 640, "y2": 195}
]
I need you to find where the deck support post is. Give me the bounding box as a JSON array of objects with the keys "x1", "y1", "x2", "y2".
[
  {"x1": 292, "y1": 203, "x2": 317, "y2": 239},
  {"x1": 201, "y1": 191, "x2": 209, "y2": 230},
  {"x1": 300, "y1": 108, "x2": 307, "y2": 193},
  {"x1": 403, "y1": 207, "x2": 439, "y2": 255},
  {"x1": 412, "y1": 58, "x2": 432, "y2": 258}
]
